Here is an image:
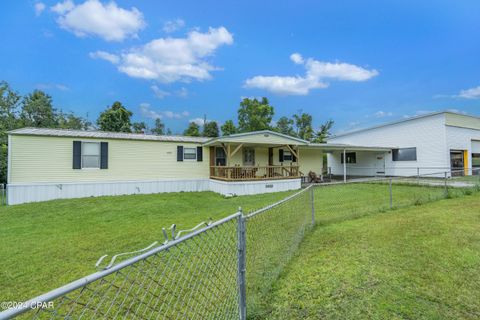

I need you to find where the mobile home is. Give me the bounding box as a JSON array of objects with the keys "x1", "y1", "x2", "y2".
[{"x1": 7, "y1": 128, "x2": 331, "y2": 204}]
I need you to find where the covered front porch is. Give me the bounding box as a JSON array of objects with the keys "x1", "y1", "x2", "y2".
[{"x1": 204, "y1": 131, "x2": 314, "y2": 182}]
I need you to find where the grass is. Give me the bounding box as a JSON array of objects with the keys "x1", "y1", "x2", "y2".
[
  {"x1": 0, "y1": 190, "x2": 294, "y2": 302},
  {"x1": 1, "y1": 181, "x2": 478, "y2": 316},
  {"x1": 267, "y1": 195, "x2": 480, "y2": 319}
]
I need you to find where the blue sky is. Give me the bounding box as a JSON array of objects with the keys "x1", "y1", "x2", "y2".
[{"x1": 1, "y1": 0, "x2": 479, "y2": 134}]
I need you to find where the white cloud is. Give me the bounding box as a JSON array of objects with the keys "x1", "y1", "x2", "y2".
[
  {"x1": 51, "y1": 0, "x2": 145, "y2": 41},
  {"x1": 36, "y1": 83, "x2": 69, "y2": 91},
  {"x1": 373, "y1": 111, "x2": 393, "y2": 118},
  {"x1": 458, "y1": 86, "x2": 480, "y2": 99},
  {"x1": 189, "y1": 117, "x2": 206, "y2": 126},
  {"x1": 244, "y1": 53, "x2": 378, "y2": 95},
  {"x1": 163, "y1": 19, "x2": 185, "y2": 33},
  {"x1": 96, "y1": 26, "x2": 233, "y2": 83},
  {"x1": 140, "y1": 103, "x2": 162, "y2": 119},
  {"x1": 176, "y1": 87, "x2": 188, "y2": 97},
  {"x1": 290, "y1": 52, "x2": 304, "y2": 64},
  {"x1": 34, "y1": 2, "x2": 46, "y2": 16},
  {"x1": 89, "y1": 50, "x2": 120, "y2": 64},
  {"x1": 139, "y1": 103, "x2": 190, "y2": 120},
  {"x1": 150, "y1": 85, "x2": 170, "y2": 99},
  {"x1": 51, "y1": 0, "x2": 74, "y2": 14}
]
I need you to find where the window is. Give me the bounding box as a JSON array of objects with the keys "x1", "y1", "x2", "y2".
[
  {"x1": 215, "y1": 147, "x2": 226, "y2": 166},
  {"x1": 473, "y1": 154, "x2": 480, "y2": 175},
  {"x1": 341, "y1": 152, "x2": 356, "y2": 164},
  {"x1": 392, "y1": 147, "x2": 417, "y2": 161},
  {"x1": 243, "y1": 148, "x2": 255, "y2": 166},
  {"x1": 183, "y1": 147, "x2": 197, "y2": 160},
  {"x1": 82, "y1": 142, "x2": 100, "y2": 168},
  {"x1": 283, "y1": 150, "x2": 293, "y2": 161}
]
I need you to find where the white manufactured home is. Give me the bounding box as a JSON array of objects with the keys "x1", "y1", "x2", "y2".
[{"x1": 326, "y1": 111, "x2": 480, "y2": 178}]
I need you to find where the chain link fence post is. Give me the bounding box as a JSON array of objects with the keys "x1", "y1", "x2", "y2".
[
  {"x1": 237, "y1": 207, "x2": 247, "y2": 320},
  {"x1": 310, "y1": 186, "x2": 315, "y2": 225},
  {"x1": 444, "y1": 171, "x2": 448, "y2": 197},
  {"x1": 389, "y1": 178, "x2": 393, "y2": 209}
]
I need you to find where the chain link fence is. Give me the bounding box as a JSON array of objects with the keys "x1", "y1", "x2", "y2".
[
  {"x1": 244, "y1": 188, "x2": 312, "y2": 318},
  {"x1": 1, "y1": 174, "x2": 478, "y2": 320},
  {"x1": 0, "y1": 187, "x2": 315, "y2": 320},
  {"x1": 312, "y1": 169, "x2": 480, "y2": 226},
  {"x1": 0, "y1": 214, "x2": 243, "y2": 320}
]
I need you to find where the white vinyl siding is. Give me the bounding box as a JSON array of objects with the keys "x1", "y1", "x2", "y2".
[
  {"x1": 328, "y1": 113, "x2": 448, "y2": 176},
  {"x1": 9, "y1": 135, "x2": 209, "y2": 183}
]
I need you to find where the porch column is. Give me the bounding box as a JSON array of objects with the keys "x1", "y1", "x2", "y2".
[
  {"x1": 227, "y1": 144, "x2": 231, "y2": 179},
  {"x1": 343, "y1": 148, "x2": 347, "y2": 183}
]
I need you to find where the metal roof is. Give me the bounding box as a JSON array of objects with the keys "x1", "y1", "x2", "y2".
[
  {"x1": 203, "y1": 130, "x2": 310, "y2": 146},
  {"x1": 328, "y1": 110, "x2": 476, "y2": 140},
  {"x1": 8, "y1": 127, "x2": 210, "y2": 143},
  {"x1": 8, "y1": 128, "x2": 395, "y2": 151},
  {"x1": 307, "y1": 143, "x2": 394, "y2": 152}
]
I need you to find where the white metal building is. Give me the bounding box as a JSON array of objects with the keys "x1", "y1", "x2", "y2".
[{"x1": 327, "y1": 111, "x2": 480, "y2": 178}]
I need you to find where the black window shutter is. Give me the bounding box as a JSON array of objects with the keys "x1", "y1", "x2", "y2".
[
  {"x1": 100, "y1": 142, "x2": 108, "y2": 169},
  {"x1": 279, "y1": 149, "x2": 284, "y2": 162},
  {"x1": 197, "y1": 146, "x2": 203, "y2": 162},
  {"x1": 292, "y1": 149, "x2": 297, "y2": 162},
  {"x1": 177, "y1": 146, "x2": 184, "y2": 161},
  {"x1": 73, "y1": 141, "x2": 81, "y2": 169}
]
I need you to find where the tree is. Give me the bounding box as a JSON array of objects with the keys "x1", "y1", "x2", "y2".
[
  {"x1": 203, "y1": 121, "x2": 219, "y2": 137},
  {"x1": 0, "y1": 144, "x2": 6, "y2": 183},
  {"x1": 0, "y1": 81, "x2": 21, "y2": 141},
  {"x1": 313, "y1": 119, "x2": 334, "y2": 143},
  {"x1": 0, "y1": 81, "x2": 21, "y2": 183},
  {"x1": 132, "y1": 122, "x2": 148, "y2": 133},
  {"x1": 184, "y1": 122, "x2": 201, "y2": 136},
  {"x1": 293, "y1": 112, "x2": 314, "y2": 141},
  {"x1": 237, "y1": 97, "x2": 274, "y2": 132},
  {"x1": 150, "y1": 118, "x2": 165, "y2": 135},
  {"x1": 221, "y1": 120, "x2": 237, "y2": 136},
  {"x1": 97, "y1": 101, "x2": 132, "y2": 133},
  {"x1": 274, "y1": 116, "x2": 296, "y2": 136},
  {"x1": 57, "y1": 111, "x2": 89, "y2": 130},
  {"x1": 20, "y1": 90, "x2": 57, "y2": 128},
  {"x1": 166, "y1": 128, "x2": 172, "y2": 135}
]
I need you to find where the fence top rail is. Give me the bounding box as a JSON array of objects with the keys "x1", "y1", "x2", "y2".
[
  {"x1": 245, "y1": 185, "x2": 312, "y2": 219},
  {"x1": 0, "y1": 211, "x2": 242, "y2": 319}
]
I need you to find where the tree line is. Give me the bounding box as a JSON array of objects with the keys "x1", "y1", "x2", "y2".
[{"x1": 1, "y1": 81, "x2": 334, "y2": 183}]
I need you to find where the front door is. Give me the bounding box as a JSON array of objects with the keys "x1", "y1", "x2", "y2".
[
  {"x1": 243, "y1": 148, "x2": 255, "y2": 166},
  {"x1": 375, "y1": 153, "x2": 386, "y2": 176},
  {"x1": 450, "y1": 150, "x2": 464, "y2": 176}
]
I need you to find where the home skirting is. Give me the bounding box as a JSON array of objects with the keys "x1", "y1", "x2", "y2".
[{"x1": 6, "y1": 178, "x2": 302, "y2": 205}]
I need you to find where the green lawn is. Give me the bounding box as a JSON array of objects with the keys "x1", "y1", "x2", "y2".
[
  {"x1": 1, "y1": 182, "x2": 478, "y2": 316},
  {"x1": 267, "y1": 195, "x2": 480, "y2": 319},
  {"x1": 0, "y1": 191, "x2": 294, "y2": 302}
]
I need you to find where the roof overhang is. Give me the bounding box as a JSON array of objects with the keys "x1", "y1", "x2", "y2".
[
  {"x1": 8, "y1": 127, "x2": 209, "y2": 143},
  {"x1": 203, "y1": 130, "x2": 309, "y2": 146},
  {"x1": 305, "y1": 143, "x2": 394, "y2": 152}
]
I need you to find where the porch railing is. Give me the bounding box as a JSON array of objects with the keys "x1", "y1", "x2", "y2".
[{"x1": 210, "y1": 165, "x2": 300, "y2": 181}]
